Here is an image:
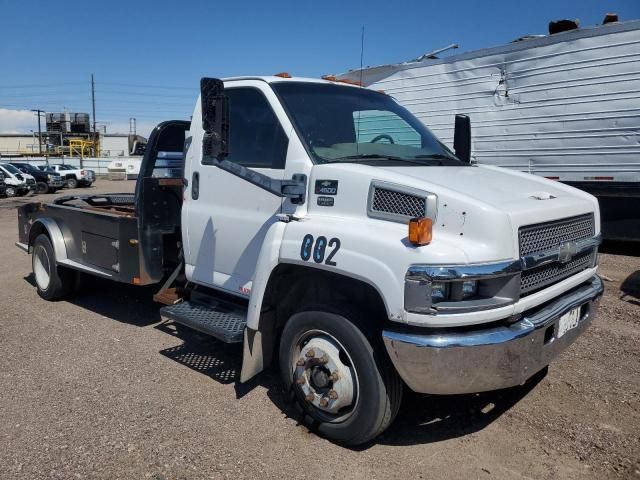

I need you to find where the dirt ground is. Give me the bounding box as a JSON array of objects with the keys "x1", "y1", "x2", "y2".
[{"x1": 0, "y1": 179, "x2": 638, "y2": 480}]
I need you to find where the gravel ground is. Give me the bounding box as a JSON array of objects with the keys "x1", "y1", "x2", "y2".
[{"x1": 0, "y1": 179, "x2": 638, "y2": 479}]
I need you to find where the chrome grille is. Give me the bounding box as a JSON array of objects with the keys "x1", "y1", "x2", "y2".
[
  {"x1": 371, "y1": 187, "x2": 426, "y2": 219},
  {"x1": 521, "y1": 250, "x2": 595, "y2": 295},
  {"x1": 519, "y1": 214, "x2": 594, "y2": 256}
]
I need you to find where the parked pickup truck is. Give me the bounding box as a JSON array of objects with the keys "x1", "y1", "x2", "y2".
[
  {"x1": 9, "y1": 162, "x2": 64, "y2": 194},
  {"x1": 16, "y1": 76, "x2": 603, "y2": 446},
  {"x1": 40, "y1": 164, "x2": 95, "y2": 189}
]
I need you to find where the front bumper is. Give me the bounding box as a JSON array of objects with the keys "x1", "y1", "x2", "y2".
[
  {"x1": 48, "y1": 179, "x2": 64, "y2": 188},
  {"x1": 383, "y1": 275, "x2": 603, "y2": 394}
]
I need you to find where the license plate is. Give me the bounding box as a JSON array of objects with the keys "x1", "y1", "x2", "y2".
[{"x1": 558, "y1": 307, "x2": 581, "y2": 338}]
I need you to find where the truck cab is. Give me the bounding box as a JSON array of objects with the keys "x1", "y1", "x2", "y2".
[{"x1": 16, "y1": 76, "x2": 603, "y2": 446}]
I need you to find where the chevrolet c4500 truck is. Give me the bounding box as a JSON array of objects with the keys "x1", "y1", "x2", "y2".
[{"x1": 16, "y1": 76, "x2": 603, "y2": 446}]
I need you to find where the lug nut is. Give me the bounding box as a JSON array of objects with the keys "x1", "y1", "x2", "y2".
[
  {"x1": 305, "y1": 349, "x2": 315, "y2": 358},
  {"x1": 319, "y1": 354, "x2": 329, "y2": 364},
  {"x1": 328, "y1": 390, "x2": 338, "y2": 400},
  {"x1": 319, "y1": 397, "x2": 329, "y2": 407},
  {"x1": 296, "y1": 376, "x2": 306, "y2": 385},
  {"x1": 296, "y1": 358, "x2": 305, "y2": 366},
  {"x1": 305, "y1": 393, "x2": 315, "y2": 402},
  {"x1": 329, "y1": 372, "x2": 340, "y2": 381}
]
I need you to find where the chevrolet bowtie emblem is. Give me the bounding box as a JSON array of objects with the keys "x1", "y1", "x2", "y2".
[{"x1": 558, "y1": 241, "x2": 577, "y2": 263}]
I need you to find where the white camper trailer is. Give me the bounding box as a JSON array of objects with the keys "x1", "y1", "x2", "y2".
[{"x1": 340, "y1": 19, "x2": 640, "y2": 241}]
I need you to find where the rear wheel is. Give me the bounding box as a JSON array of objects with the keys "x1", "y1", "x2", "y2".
[
  {"x1": 279, "y1": 309, "x2": 402, "y2": 446},
  {"x1": 32, "y1": 234, "x2": 74, "y2": 300},
  {"x1": 66, "y1": 177, "x2": 78, "y2": 189}
]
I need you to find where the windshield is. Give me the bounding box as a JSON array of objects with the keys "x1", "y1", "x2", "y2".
[
  {"x1": 56, "y1": 165, "x2": 72, "y2": 170},
  {"x1": 0, "y1": 164, "x2": 21, "y2": 175},
  {"x1": 12, "y1": 163, "x2": 34, "y2": 172},
  {"x1": 272, "y1": 82, "x2": 464, "y2": 166}
]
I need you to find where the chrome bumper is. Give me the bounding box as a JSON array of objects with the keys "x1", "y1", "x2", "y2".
[{"x1": 383, "y1": 275, "x2": 603, "y2": 395}]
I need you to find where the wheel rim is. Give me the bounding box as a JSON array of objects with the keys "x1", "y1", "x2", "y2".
[
  {"x1": 291, "y1": 329, "x2": 359, "y2": 422},
  {"x1": 6, "y1": 187, "x2": 15, "y2": 197},
  {"x1": 33, "y1": 245, "x2": 51, "y2": 291}
]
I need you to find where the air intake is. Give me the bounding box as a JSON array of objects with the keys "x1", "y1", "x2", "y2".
[{"x1": 367, "y1": 181, "x2": 436, "y2": 223}]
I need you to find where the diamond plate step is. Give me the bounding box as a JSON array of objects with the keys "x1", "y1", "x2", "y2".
[{"x1": 160, "y1": 300, "x2": 247, "y2": 343}]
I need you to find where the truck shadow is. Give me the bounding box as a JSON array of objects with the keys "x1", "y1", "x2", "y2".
[
  {"x1": 375, "y1": 368, "x2": 546, "y2": 447},
  {"x1": 24, "y1": 270, "x2": 547, "y2": 447},
  {"x1": 24, "y1": 273, "x2": 162, "y2": 326},
  {"x1": 620, "y1": 270, "x2": 640, "y2": 305},
  {"x1": 154, "y1": 320, "x2": 546, "y2": 448}
]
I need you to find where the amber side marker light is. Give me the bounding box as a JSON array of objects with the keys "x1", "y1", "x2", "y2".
[
  {"x1": 408, "y1": 217, "x2": 433, "y2": 246},
  {"x1": 274, "y1": 72, "x2": 292, "y2": 78}
]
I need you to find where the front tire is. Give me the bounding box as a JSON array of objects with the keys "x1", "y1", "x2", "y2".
[
  {"x1": 5, "y1": 186, "x2": 16, "y2": 197},
  {"x1": 32, "y1": 234, "x2": 74, "y2": 300},
  {"x1": 66, "y1": 177, "x2": 78, "y2": 189},
  {"x1": 35, "y1": 181, "x2": 48, "y2": 194},
  {"x1": 279, "y1": 309, "x2": 402, "y2": 446}
]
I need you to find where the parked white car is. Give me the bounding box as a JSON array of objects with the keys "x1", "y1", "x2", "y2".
[{"x1": 0, "y1": 163, "x2": 31, "y2": 197}]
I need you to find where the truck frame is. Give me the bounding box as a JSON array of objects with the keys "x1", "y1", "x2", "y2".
[{"x1": 16, "y1": 76, "x2": 603, "y2": 446}]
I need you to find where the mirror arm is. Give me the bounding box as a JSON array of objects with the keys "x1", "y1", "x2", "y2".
[{"x1": 205, "y1": 156, "x2": 307, "y2": 205}]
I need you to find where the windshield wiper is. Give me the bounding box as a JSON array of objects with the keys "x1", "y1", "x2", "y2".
[
  {"x1": 326, "y1": 154, "x2": 434, "y2": 166},
  {"x1": 413, "y1": 153, "x2": 461, "y2": 165}
]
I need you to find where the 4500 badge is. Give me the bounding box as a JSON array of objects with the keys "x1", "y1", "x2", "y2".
[{"x1": 300, "y1": 234, "x2": 340, "y2": 266}]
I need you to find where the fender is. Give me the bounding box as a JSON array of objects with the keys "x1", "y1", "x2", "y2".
[
  {"x1": 240, "y1": 220, "x2": 287, "y2": 383},
  {"x1": 28, "y1": 217, "x2": 69, "y2": 262}
]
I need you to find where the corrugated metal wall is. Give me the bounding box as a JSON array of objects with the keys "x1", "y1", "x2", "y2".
[{"x1": 360, "y1": 21, "x2": 640, "y2": 182}]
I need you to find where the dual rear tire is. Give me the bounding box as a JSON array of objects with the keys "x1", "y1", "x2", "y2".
[{"x1": 32, "y1": 234, "x2": 74, "y2": 300}]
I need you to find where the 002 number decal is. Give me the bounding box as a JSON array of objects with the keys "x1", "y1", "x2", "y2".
[{"x1": 299, "y1": 235, "x2": 340, "y2": 266}]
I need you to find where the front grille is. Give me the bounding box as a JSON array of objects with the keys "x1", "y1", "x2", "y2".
[
  {"x1": 26, "y1": 178, "x2": 35, "y2": 185},
  {"x1": 519, "y1": 214, "x2": 594, "y2": 256},
  {"x1": 371, "y1": 187, "x2": 426, "y2": 219},
  {"x1": 519, "y1": 213, "x2": 596, "y2": 296},
  {"x1": 521, "y1": 250, "x2": 595, "y2": 295}
]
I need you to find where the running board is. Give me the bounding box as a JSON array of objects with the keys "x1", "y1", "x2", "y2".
[{"x1": 160, "y1": 299, "x2": 247, "y2": 343}]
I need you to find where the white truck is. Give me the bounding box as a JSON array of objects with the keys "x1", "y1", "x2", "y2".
[
  {"x1": 43, "y1": 164, "x2": 95, "y2": 188},
  {"x1": 16, "y1": 76, "x2": 603, "y2": 446}
]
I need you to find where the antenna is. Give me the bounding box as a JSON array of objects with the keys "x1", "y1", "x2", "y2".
[{"x1": 359, "y1": 26, "x2": 365, "y2": 87}]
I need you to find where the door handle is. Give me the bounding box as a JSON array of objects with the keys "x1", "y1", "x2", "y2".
[{"x1": 192, "y1": 171, "x2": 200, "y2": 200}]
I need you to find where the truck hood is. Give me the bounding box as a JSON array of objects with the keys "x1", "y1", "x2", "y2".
[
  {"x1": 308, "y1": 162, "x2": 600, "y2": 264},
  {"x1": 378, "y1": 164, "x2": 599, "y2": 225}
]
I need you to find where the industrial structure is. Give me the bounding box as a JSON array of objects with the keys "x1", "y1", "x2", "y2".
[{"x1": 0, "y1": 111, "x2": 146, "y2": 160}]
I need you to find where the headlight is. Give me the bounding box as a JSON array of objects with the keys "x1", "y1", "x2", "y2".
[
  {"x1": 430, "y1": 279, "x2": 478, "y2": 304},
  {"x1": 47, "y1": 174, "x2": 53, "y2": 181},
  {"x1": 461, "y1": 280, "x2": 478, "y2": 299},
  {"x1": 405, "y1": 262, "x2": 521, "y2": 314},
  {"x1": 430, "y1": 282, "x2": 449, "y2": 302}
]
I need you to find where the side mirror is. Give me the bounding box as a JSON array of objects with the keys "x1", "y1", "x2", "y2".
[
  {"x1": 200, "y1": 77, "x2": 229, "y2": 159},
  {"x1": 453, "y1": 114, "x2": 471, "y2": 163}
]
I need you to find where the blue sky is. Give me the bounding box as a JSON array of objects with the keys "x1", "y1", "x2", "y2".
[{"x1": 1, "y1": 0, "x2": 638, "y2": 135}]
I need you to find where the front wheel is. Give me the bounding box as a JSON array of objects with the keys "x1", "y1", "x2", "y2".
[
  {"x1": 5, "y1": 186, "x2": 16, "y2": 197},
  {"x1": 279, "y1": 310, "x2": 402, "y2": 446},
  {"x1": 35, "y1": 181, "x2": 48, "y2": 194},
  {"x1": 32, "y1": 234, "x2": 74, "y2": 300}
]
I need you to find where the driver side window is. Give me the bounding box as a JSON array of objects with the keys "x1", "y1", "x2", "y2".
[
  {"x1": 353, "y1": 110, "x2": 421, "y2": 147},
  {"x1": 224, "y1": 88, "x2": 289, "y2": 169}
]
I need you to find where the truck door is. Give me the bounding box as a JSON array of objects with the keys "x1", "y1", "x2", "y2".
[{"x1": 183, "y1": 81, "x2": 291, "y2": 297}]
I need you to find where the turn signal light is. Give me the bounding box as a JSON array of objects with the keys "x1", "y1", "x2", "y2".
[{"x1": 408, "y1": 217, "x2": 433, "y2": 246}]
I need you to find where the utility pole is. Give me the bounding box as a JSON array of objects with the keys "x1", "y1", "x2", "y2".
[
  {"x1": 31, "y1": 109, "x2": 44, "y2": 155},
  {"x1": 90, "y1": 73, "x2": 96, "y2": 166}
]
